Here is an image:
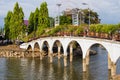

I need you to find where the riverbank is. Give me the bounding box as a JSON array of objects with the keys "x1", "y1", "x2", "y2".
[
  {"x1": 0, "y1": 44, "x2": 49, "y2": 58},
  {"x1": 0, "y1": 45, "x2": 29, "y2": 58}
]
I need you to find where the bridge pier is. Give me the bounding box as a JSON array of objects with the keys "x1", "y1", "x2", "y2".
[
  {"x1": 64, "y1": 55, "x2": 67, "y2": 67},
  {"x1": 83, "y1": 52, "x2": 89, "y2": 72},
  {"x1": 49, "y1": 53, "x2": 53, "y2": 63},
  {"x1": 70, "y1": 44, "x2": 73, "y2": 62},
  {"x1": 111, "y1": 62, "x2": 116, "y2": 79},
  {"x1": 108, "y1": 54, "x2": 112, "y2": 70},
  {"x1": 83, "y1": 58, "x2": 87, "y2": 72},
  {"x1": 86, "y1": 50, "x2": 90, "y2": 65},
  {"x1": 32, "y1": 51, "x2": 34, "y2": 58},
  {"x1": 58, "y1": 45, "x2": 61, "y2": 59},
  {"x1": 40, "y1": 50, "x2": 43, "y2": 60},
  {"x1": 48, "y1": 47, "x2": 50, "y2": 57}
]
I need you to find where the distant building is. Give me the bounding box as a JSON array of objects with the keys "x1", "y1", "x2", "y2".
[
  {"x1": 24, "y1": 20, "x2": 29, "y2": 26},
  {"x1": 63, "y1": 8, "x2": 83, "y2": 26},
  {"x1": 24, "y1": 20, "x2": 29, "y2": 36}
]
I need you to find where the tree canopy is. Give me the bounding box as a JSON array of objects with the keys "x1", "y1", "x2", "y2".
[
  {"x1": 4, "y1": 2, "x2": 25, "y2": 41},
  {"x1": 28, "y1": 1, "x2": 49, "y2": 37},
  {"x1": 38, "y1": 2, "x2": 49, "y2": 28}
]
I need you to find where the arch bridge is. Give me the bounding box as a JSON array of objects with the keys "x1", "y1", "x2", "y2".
[{"x1": 20, "y1": 36, "x2": 120, "y2": 77}]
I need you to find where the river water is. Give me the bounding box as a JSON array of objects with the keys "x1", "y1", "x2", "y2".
[{"x1": 0, "y1": 46, "x2": 120, "y2": 80}]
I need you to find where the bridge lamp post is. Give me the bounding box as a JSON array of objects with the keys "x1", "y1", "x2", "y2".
[
  {"x1": 56, "y1": 3, "x2": 62, "y2": 26},
  {"x1": 82, "y1": 3, "x2": 91, "y2": 29},
  {"x1": 78, "y1": 9, "x2": 84, "y2": 27}
]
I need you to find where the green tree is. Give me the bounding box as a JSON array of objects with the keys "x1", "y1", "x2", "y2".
[
  {"x1": 49, "y1": 17, "x2": 54, "y2": 27},
  {"x1": 4, "y1": 11, "x2": 13, "y2": 39},
  {"x1": 37, "y1": 1, "x2": 49, "y2": 36},
  {"x1": 28, "y1": 12, "x2": 34, "y2": 34},
  {"x1": 38, "y1": 1, "x2": 49, "y2": 28},
  {"x1": 34, "y1": 7, "x2": 39, "y2": 31},
  {"x1": 60, "y1": 15, "x2": 72, "y2": 25},
  {"x1": 82, "y1": 9, "x2": 100, "y2": 24},
  {"x1": 8, "y1": 2, "x2": 24, "y2": 40}
]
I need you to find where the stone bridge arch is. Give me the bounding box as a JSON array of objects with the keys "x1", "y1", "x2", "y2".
[
  {"x1": 20, "y1": 37, "x2": 120, "y2": 77},
  {"x1": 52, "y1": 40, "x2": 64, "y2": 59},
  {"x1": 27, "y1": 45, "x2": 32, "y2": 51},
  {"x1": 86, "y1": 43, "x2": 111, "y2": 72},
  {"x1": 66, "y1": 40, "x2": 83, "y2": 62},
  {"x1": 41, "y1": 40, "x2": 49, "y2": 55},
  {"x1": 33, "y1": 42, "x2": 40, "y2": 57}
]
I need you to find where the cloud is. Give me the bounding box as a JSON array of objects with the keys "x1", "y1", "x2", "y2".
[{"x1": 0, "y1": 0, "x2": 120, "y2": 26}]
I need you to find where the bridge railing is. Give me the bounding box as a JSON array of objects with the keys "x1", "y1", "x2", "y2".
[{"x1": 27, "y1": 31, "x2": 120, "y2": 42}]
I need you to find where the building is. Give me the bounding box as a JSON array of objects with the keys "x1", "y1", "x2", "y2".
[{"x1": 63, "y1": 8, "x2": 83, "y2": 26}]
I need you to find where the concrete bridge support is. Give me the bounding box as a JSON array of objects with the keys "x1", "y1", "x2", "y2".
[
  {"x1": 48, "y1": 47, "x2": 50, "y2": 57},
  {"x1": 83, "y1": 51, "x2": 89, "y2": 72},
  {"x1": 58, "y1": 45, "x2": 61, "y2": 60},
  {"x1": 108, "y1": 54, "x2": 112, "y2": 71},
  {"x1": 32, "y1": 51, "x2": 34, "y2": 58},
  {"x1": 83, "y1": 58, "x2": 87, "y2": 72},
  {"x1": 49, "y1": 53, "x2": 53, "y2": 63},
  {"x1": 49, "y1": 47, "x2": 53, "y2": 63},
  {"x1": 70, "y1": 44, "x2": 73, "y2": 62},
  {"x1": 86, "y1": 50, "x2": 90, "y2": 66},
  {"x1": 64, "y1": 55, "x2": 67, "y2": 67},
  {"x1": 40, "y1": 50, "x2": 43, "y2": 60},
  {"x1": 111, "y1": 62, "x2": 116, "y2": 79}
]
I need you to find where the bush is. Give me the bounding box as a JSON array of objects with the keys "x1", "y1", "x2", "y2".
[{"x1": 76, "y1": 27, "x2": 84, "y2": 35}]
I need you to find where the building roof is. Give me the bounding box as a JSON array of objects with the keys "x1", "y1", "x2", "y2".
[{"x1": 24, "y1": 20, "x2": 28, "y2": 26}]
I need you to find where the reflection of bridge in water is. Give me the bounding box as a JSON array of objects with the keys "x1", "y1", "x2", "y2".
[{"x1": 20, "y1": 36, "x2": 120, "y2": 79}]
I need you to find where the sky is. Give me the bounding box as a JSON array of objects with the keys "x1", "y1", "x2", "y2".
[{"x1": 0, "y1": 0, "x2": 120, "y2": 27}]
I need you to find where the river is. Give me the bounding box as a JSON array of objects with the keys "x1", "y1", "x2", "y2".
[{"x1": 0, "y1": 46, "x2": 120, "y2": 80}]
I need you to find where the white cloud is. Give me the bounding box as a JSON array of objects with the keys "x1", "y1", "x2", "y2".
[{"x1": 0, "y1": 0, "x2": 120, "y2": 26}]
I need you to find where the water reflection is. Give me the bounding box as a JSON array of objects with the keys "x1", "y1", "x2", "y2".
[
  {"x1": 6, "y1": 58, "x2": 24, "y2": 80},
  {"x1": 0, "y1": 46, "x2": 120, "y2": 80},
  {"x1": 0, "y1": 58, "x2": 6, "y2": 80}
]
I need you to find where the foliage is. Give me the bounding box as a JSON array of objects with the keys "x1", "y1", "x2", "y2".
[
  {"x1": 82, "y1": 9, "x2": 100, "y2": 24},
  {"x1": 60, "y1": 15, "x2": 72, "y2": 25},
  {"x1": 28, "y1": 1, "x2": 49, "y2": 38},
  {"x1": 38, "y1": 2, "x2": 49, "y2": 28},
  {"x1": 89, "y1": 24, "x2": 96, "y2": 32},
  {"x1": 47, "y1": 25, "x2": 65, "y2": 36},
  {"x1": 28, "y1": 12, "x2": 34, "y2": 34},
  {"x1": 36, "y1": 27, "x2": 45, "y2": 37},
  {"x1": 90, "y1": 24, "x2": 119, "y2": 34},
  {"x1": 34, "y1": 8, "x2": 39, "y2": 31},
  {"x1": 49, "y1": 17, "x2": 54, "y2": 27},
  {"x1": 0, "y1": 28, "x2": 4, "y2": 35},
  {"x1": 76, "y1": 27, "x2": 84, "y2": 35},
  {"x1": 4, "y1": 11, "x2": 12, "y2": 39},
  {"x1": 4, "y1": 2, "x2": 25, "y2": 41}
]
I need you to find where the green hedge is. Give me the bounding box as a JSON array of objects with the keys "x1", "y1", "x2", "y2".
[{"x1": 90, "y1": 24, "x2": 120, "y2": 34}]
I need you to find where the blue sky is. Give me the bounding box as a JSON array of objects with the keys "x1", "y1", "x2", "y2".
[{"x1": 0, "y1": 0, "x2": 120, "y2": 27}]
